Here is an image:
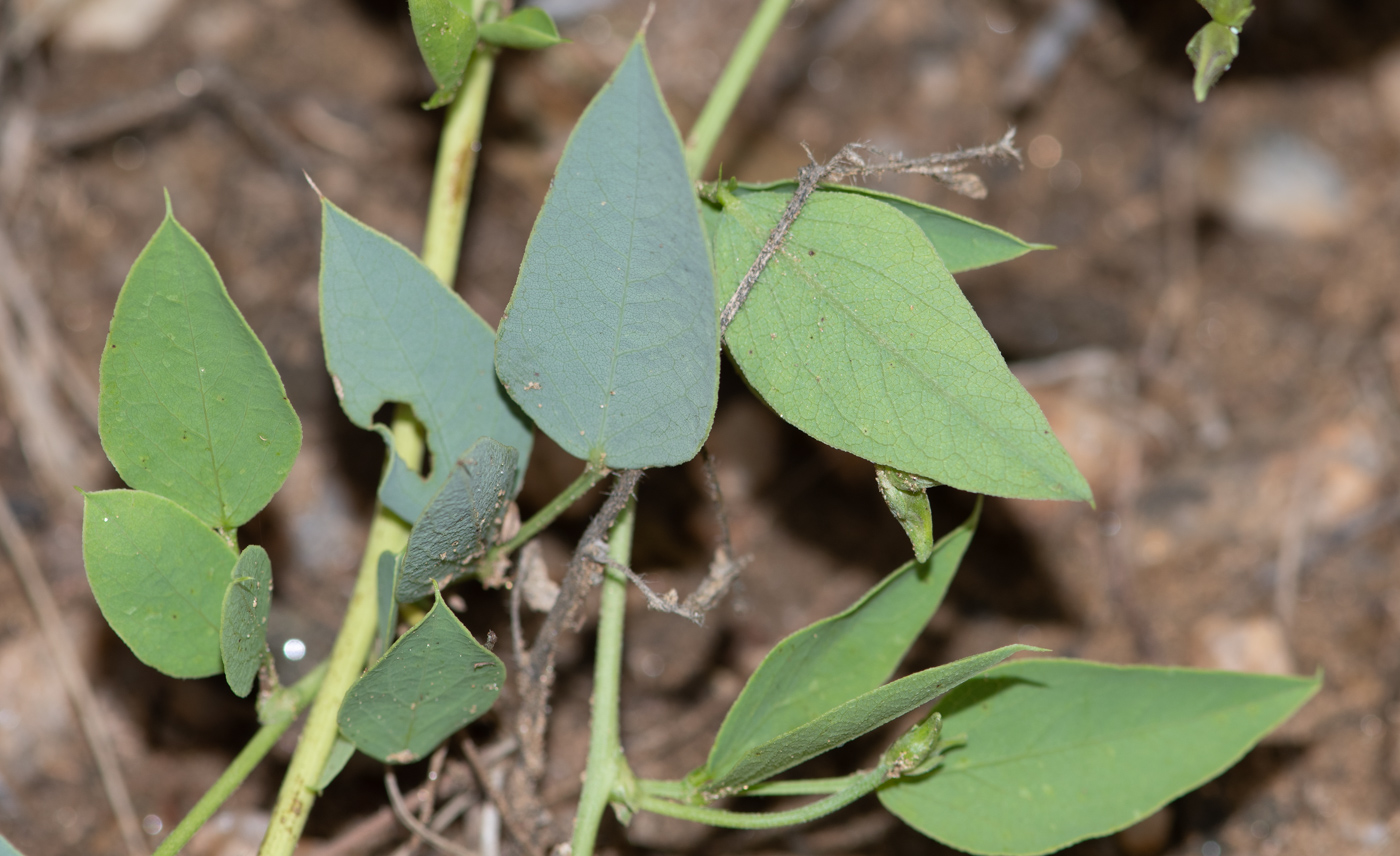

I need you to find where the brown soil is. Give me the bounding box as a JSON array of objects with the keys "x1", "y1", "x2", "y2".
[{"x1": 2, "y1": 0, "x2": 1398, "y2": 854}]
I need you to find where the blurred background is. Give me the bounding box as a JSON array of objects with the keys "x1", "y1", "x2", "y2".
[{"x1": 1, "y1": 0, "x2": 1398, "y2": 853}]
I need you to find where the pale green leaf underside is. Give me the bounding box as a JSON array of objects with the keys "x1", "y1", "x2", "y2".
[
  {"x1": 879, "y1": 659, "x2": 1320, "y2": 855},
  {"x1": 495, "y1": 39, "x2": 718, "y2": 469},
  {"x1": 409, "y1": 0, "x2": 478, "y2": 109},
  {"x1": 319, "y1": 198, "x2": 533, "y2": 521},
  {"x1": 221, "y1": 544, "x2": 272, "y2": 698},
  {"x1": 703, "y1": 508, "x2": 978, "y2": 779},
  {"x1": 702, "y1": 645, "x2": 1033, "y2": 797},
  {"x1": 338, "y1": 591, "x2": 505, "y2": 764},
  {"x1": 82, "y1": 489, "x2": 237, "y2": 678},
  {"x1": 99, "y1": 207, "x2": 301, "y2": 530},
  {"x1": 1187, "y1": 21, "x2": 1240, "y2": 103},
  {"x1": 877, "y1": 464, "x2": 938, "y2": 561},
  {"x1": 478, "y1": 7, "x2": 565, "y2": 50},
  {"x1": 715, "y1": 190, "x2": 1089, "y2": 501},
  {"x1": 729, "y1": 181, "x2": 1050, "y2": 273},
  {"x1": 398, "y1": 438, "x2": 517, "y2": 602}
]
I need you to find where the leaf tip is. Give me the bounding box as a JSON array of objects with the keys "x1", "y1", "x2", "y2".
[
  {"x1": 639, "y1": 1, "x2": 656, "y2": 35},
  {"x1": 162, "y1": 187, "x2": 174, "y2": 218},
  {"x1": 304, "y1": 171, "x2": 325, "y2": 199}
]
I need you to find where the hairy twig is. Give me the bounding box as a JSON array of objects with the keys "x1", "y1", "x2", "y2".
[
  {"x1": 462, "y1": 738, "x2": 545, "y2": 856},
  {"x1": 718, "y1": 130, "x2": 1021, "y2": 333},
  {"x1": 518, "y1": 469, "x2": 642, "y2": 784},
  {"x1": 0, "y1": 480, "x2": 146, "y2": 856},
  {"x1": 582, "y1": 540, "x2": 705, "y2": 624},
  {"x1": 385, "y1": 771, "x2": 477, "y2": 856}
]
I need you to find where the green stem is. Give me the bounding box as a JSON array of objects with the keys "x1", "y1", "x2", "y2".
[
  {"x1": 569, "y1": 500, "x2": 636, "y2": 856},
  {"x1": 683, "y1": 0, "x2": 793, "y2": 180},
  {"x1": 637, "y1": 774, "x2": 855, "y2": 801},
  {"x1": 155, "y1": 663, "x2": 327, "y2": 856},
  {"x1": 636, "y1": 766, "x2": 886, "y2": 830},
  {"x1": 486, "y1": 464, "x2": 607, "y2": 568},
  {"x1": 421, "y1": 45, "x2": 497, "y2": 285},
  {"x1": 258, "y1": 506, "x2": 411, "y2": 856}
]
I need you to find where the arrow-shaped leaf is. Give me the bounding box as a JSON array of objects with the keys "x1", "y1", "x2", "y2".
[{"x1": 495, "y1": 37, "x2": 718, "y2": 469}]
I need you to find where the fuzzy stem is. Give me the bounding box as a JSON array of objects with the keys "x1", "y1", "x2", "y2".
[
  {"x1": 153, "y1": 663, "x2": 326, "y2": 856},
  {"x1": 569, "y1": 500, "x2": 636, "y2": 856},
  {"x1": 683, "y1": 0, "x2": 793, "y2": 180}
]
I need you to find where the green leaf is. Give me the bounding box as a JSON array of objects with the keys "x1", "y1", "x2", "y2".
[
  {"x1": 221, "y1": 544, "x2": 273, "y2": 697},
  {"x1": 409, "y1": 0, "x2": 479, "y2": 109},
  {"x1": 82, "y1": 489, "x2": 237, "y2": 678},
  {"x1": 1187, "y1": 21, "x2": 1241, "y2": 103},
  {"x1": 319, "y1": 197, "x2": 533, "y2": 521},
  {"x1": 315, "y1": 735, "x2": 357, "y2": 793},
  {"x1": 495, "y1": 38, "x2": 718, "y2": 469},
  {"x1": 876, "y1": 465, "x2": 938, "y2": 561},
  {"x1": 726, "y1": 182, "x2": 1050, "y2": 273},
  {"x1": 879, "y1": 659, "x2": 1321, "y2": 855},
  {"x1": 713, "y1": 189, "x2": 1090, "y2": 501},
  {"x1": 99, "y1": 200, "x2": 301, "y2": 530},
  {"x1": 1198, "y1": 0, "x2": 1254, "y2": 28},
  {"x1": 697, "y1": 507, "x2": 978, "y2": 783},
  {"x1": 478, "y1": 8, "x2": 566, "y2": 50},
  {"x1": 397, "y1": 438, "x2": 518, "y2": 602},
  {"x1": 338, "y1": 589, "x2": 505, "y2": 764},
  {"x1": 698, "y1": 645, "x2": 1034, "y2": 798}
]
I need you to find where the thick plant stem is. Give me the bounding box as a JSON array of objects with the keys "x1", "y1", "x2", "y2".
[
  {"x1": 569, "y1": 501, "x2": 636, "y2": 856},
  {"x1": 258, "y1": 505, "x2": 411, "y2": 856},
  {"x1": 488, "y1": 463, "x2": 607, "y2": 564},
  {"x1": 683, "y1": 0, "x2": 793, "y2": 180},
  {"x1": 260, "y1": 411, "x2": 421, "y2": 856},
  {"x1": 154, "y1": 663, "x2": 327, "y2": 856},
  {"x1": 421, "y1": 46, "x2": 497, "y2": 286}
]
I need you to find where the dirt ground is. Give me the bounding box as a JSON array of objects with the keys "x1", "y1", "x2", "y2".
[{"x1": 2, "y1": 0, "x2": 1399, "y2": 854}]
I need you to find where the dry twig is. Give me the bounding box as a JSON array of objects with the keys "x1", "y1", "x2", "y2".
[
  {"x1": 385, "y1": 771, "x2": 477, "y2": 856},
  {"x1": 0, "y1": 480, "x2": 146, "y2": 856},
  {"x1": 718, "y1": 130, "x2": 1022, "y2": 333},
  {"x1": 517, "y1": 469, "x2": 642, "y2": 784},
  {"x1": 462, "y1": 738, "x2": 545, "y2": 856}
]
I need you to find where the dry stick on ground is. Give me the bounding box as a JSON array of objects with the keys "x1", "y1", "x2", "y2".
[
  {"x1": 717, "y1": 129, "x2": 1023, "y2": 334},
  {"x1": 389, "y1": 745, "x2": 452, "y2": 856},
  {"x1": 0, "y1": 227, "x2": 94, "y2": 504},
  {"x1": 385, "y1": 771, "x2": 478, "y2": 856},
  {"x1": 462, "y1": 738, "x2": 546, "y2": 856},
  {"x1": 516, "y1": 468, "x2": 642, "y2": 785},
  {"x1": 35, "y1": 62, "x2": 308, "y2": 176},
  {"x1": 0, "y1": 480, "x2": 147, "y2": 856},
  {"x1": 0, "y1": 224, "x2": 100, "y2": 432},
  {"x1": 314, "y1": 762, "x2": 478, "y2": 856}
]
